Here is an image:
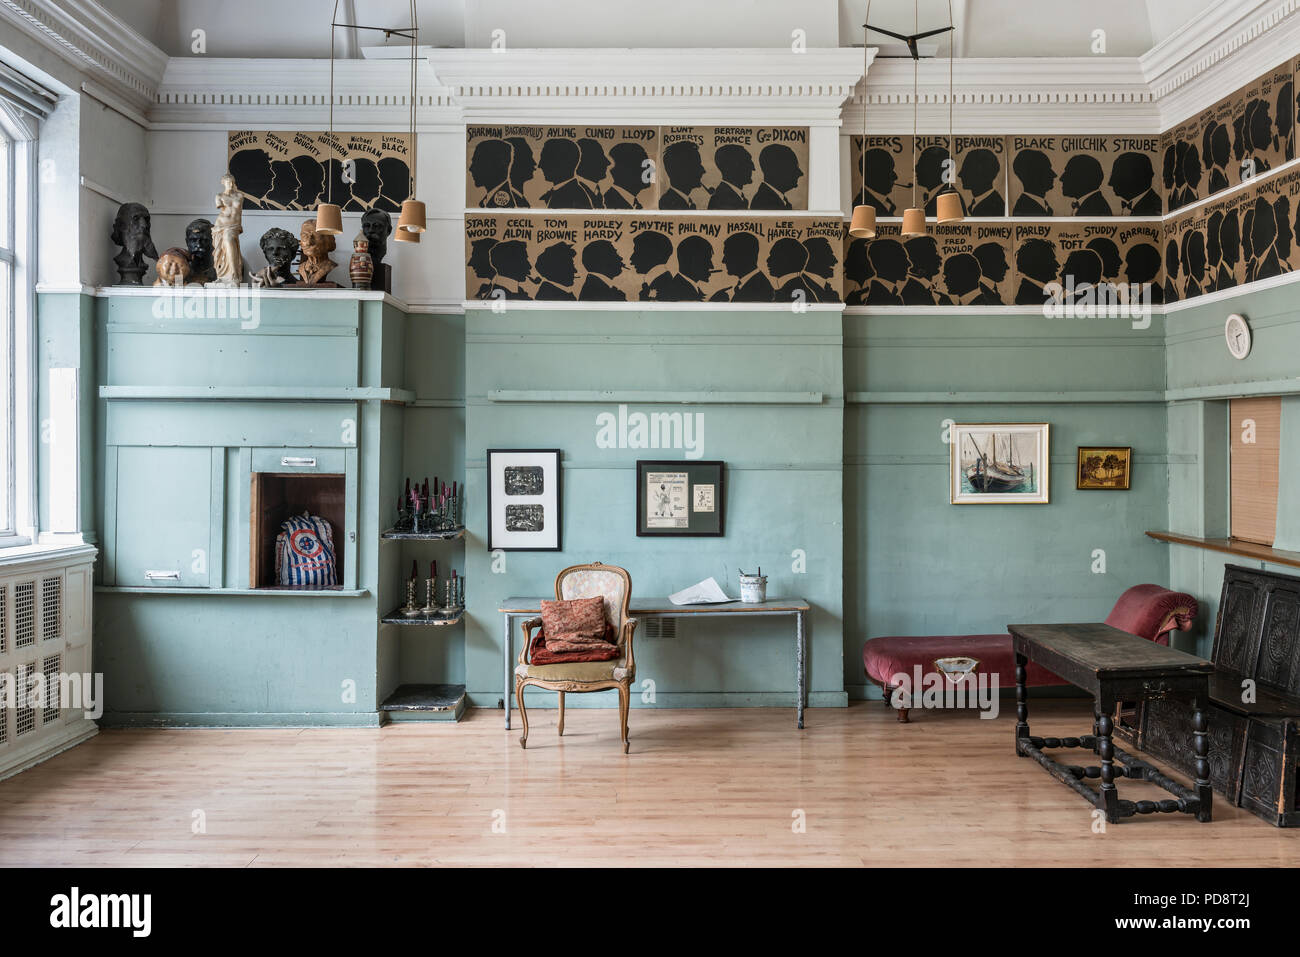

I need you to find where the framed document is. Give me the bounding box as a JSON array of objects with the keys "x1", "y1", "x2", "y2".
[
  {"x1": 636, "y1": 460, "x2": 724, "y2": 537},
  {"x1": 486, "y1": 449, "x2": 562, "y2": 550}
]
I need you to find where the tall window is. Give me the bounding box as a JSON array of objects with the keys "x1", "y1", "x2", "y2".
[{"x1": 0, "y1": 113, "x2": 18, "y2": 539}]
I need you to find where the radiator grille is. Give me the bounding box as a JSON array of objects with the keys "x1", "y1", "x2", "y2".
[
  {"x1": 42, "y1": 655, "x2": 61, "y2": 724},
  {"x1": 643, "y1": 617, "x2": 676, "y2": 640},
  {"x1": 14, "y1": 662, "x2": 35, "y2": 736},
  {"x1": 14, "y1": 581, "x2": 35, "y2": 648},
  {"x1": 0, "y1": 671, "x2": 9, "y2": 745},
  {"x1": 0, "y1": 585, "x2": 6, "y2": 653},
  {"x1": 41, "y1": 577, "x2": 62, "y2": 642}
]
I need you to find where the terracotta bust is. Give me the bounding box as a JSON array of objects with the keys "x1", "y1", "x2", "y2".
[
  {"x1": 153, "y1": 247, "x2": 192, "y2": 287},
  {"x1": 297, "y1": 219, "x2": 337, "y2": 286}
]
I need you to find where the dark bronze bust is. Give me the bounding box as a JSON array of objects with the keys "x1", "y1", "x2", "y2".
[
  {"x1": 111, "y1": 202, "x2": 159, "y2": 285},
  {"x1": 361, "y1": 208, "x2": 393, "y2": 292},
  {"x1": 252, "y1": 227, "x2": 300, "y2": 287},
  {"x1": 185, "y1": 218, "x2": 216, "y2": 284}
]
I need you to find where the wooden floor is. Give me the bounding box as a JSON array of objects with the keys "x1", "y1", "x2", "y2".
[{"x1": 2, "y1": 700, "x2": 1298, "y2": 867}]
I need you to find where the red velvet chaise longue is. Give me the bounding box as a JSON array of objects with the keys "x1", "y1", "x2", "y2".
[{"x1": 862, "y1": 584, "x2": 1199, "y2": 722}]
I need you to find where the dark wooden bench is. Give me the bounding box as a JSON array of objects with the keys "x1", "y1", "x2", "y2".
[{"x1": 1117, "y1": 564, "x2": 1300, "y2": 827}]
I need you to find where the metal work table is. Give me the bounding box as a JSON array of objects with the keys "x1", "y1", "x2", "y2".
[{"x1": 498, "y1": 596, "x2": 812, "y2": 729}]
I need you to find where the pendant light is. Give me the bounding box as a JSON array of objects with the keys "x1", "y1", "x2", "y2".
[
  {"x1": 315, "y1": 0, "x2": 344, "y2": 235},
  {"x1": 935, "y1": 0, "x2": 964, "y2": 224},
  {"x1": 900, "y1": 0, "x2": 925, "y2": 237},
  {"x1": 396, "y1": 0, "x2": 427, "y2": 237},
  {"x1": 848, "y1": 0, "x2": 876, "y2": 239}
]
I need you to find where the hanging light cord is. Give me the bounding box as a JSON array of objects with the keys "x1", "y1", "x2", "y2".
[
  {"x1": 911, "y1": 0, "x2": 918, "y2": 210},
  {"x1": 328, "y1": 0, "x2": 339, "y2": 207},
  {"x1": 861, "y1": 0, "x2": 872, "y2": 200},
  {"x1": 948, "y1": 0, "x2": 954, "y2": 179},
  {"x1": 409, "y1": 0, "x2": 419, "y2": 201}
]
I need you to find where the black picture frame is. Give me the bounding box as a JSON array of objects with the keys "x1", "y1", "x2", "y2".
[
  {"x1": 635, "y1": 460, "x2": 725, "y2": 537},
  {"x1": 486, "y1": 449, "x2": 562, "y2": 551}
]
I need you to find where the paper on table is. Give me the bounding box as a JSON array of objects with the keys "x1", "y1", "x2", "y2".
[{"x1": 668, "y1": 577, "x2": 733, "y2": 605}]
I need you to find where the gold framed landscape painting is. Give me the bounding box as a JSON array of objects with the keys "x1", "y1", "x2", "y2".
[
  {"x1": 950, "y1": 423, "x2": 1050, "y2": 504},
  {"x1": 1077, "y1": 446, "x2": 1132, "y2": 490}
]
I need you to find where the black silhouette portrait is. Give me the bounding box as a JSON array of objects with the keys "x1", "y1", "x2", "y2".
[
  {"x1": 865, "y1": 239, "x2": 909, "y2": 305},
  {"x1": 1241, "y1": 204, "x2": 1256, "y2": 277},
  {"x1": 1063, "y1": 248, "x2": 1103, "y2": 303},
  {"x1": 469, "y1": 238, "x2": 497, "y2": 298},
  {"x1": 1124, "y1": 242, "x2": 1163, "y2": 305},
  {"x1": 1277, "y1": 80, "x2": 1295, "y2": 155},
  {"x1": 751, "y1": 144, "x2": 802, "y2": 210},
  {"x1": 604, "y1": 143, "x2": 649, "y2": 209},
  {"x1": 915, "y1": 146, "x2": 952, "y2": 215},
  {"x1": 1249, "y1": 196, "x2": 1281, "y2": 281},
  {"x1": 290, "y1": 155, "x2": 325, "y2": 209},
  {"x1": 1162, "y1": 143, "x2": 1178, "y2": 202},
  {"x1": 660, "y1": 141, "x2": 705, "y2": 210},
  {"x1": 376, "y1": 156, "x2": 410, "y2": 212},
  {"x1": 673, "y1": 235, "x2": 717, "y2": 301},
  {"x1": 578, "y1": 239, "x2": 626, "y2": 301},
  {"x1": 535, "y1": 242, "x2": 578, "y2": 300},
  {"x1": 539, "y1": 138, "x2": 592, "y2": 209},
  {"x1": 709, "y1": 144, "x2": 754, "y2": 210},
  {"x1": 944, "y1": 252, "x2": 993, "y2": 305},
  {"x1": 1180, "y1": 228, "x2": 1207, "y2": 298},
  {"x1": 767, "y1": 236, "x2": 815, "y2": 302},
  {"x1": 184, "y1": 218, "x2": 216, "y2": 284},
  {"x1": 1014, "y1": 238, "x2": 1060, "y2": 304},
  {"x1": 471, "y1": 138, "x2": 522, "y2": 208},
  {"x1": 631, "y1": 230, "x2": 674, "y2": 301},
  {"x1": 1179, "y1": 143, "x2": 1203, "y2": 209},
  {"x1": 958, "y1": 148, "x2": 1004, "y2": 216},
  {"x1": 1202, "y1": 122, "x2": 1232, "y2": 195},
  {"x1": 1163, "y1": 238, "x2": 1180, "y2": 303},
  {"x1": 1273, "y1": 195, "x2": 1292, "y2": 269},
  {"x1": 1243, "y1": 98, "x2": 1276, "y2": 174},
  {"x1": 577, "y1": 137, "x2": 610, "y2": 207},
  {"x1": 505, "y1": 137, "x2": 537, "y2": 203},
  {"x1": 973, "y1": 241, "x2": 1009, "y2": 304},
  {"x1": 486, "y1": 240, "x2": 532, "y2": 299},
  {"x1": 1011, "y1": 149, "x2": 1056, "y2": 216},
  {"x1": 1061, "y1": 155, "x2": 1112, "y2": 216},
  {"x1": 266, "y1": 160, "x2": 299, "y2": 209},
  {"x1": 110, "y1": 202, "x2": 158, "y2": 285},
  {"x1": 802, "y1": 237, "x2": 839, "y2": 303},
  {"x1": 1205, "y1": 210, "x2": 1223, "y2": 294},
  {"x1": 1086, "y1": 237, "x2": 1122, "y2": 283},
  {"x1": 844, "y1": 238, "x2": 872, "y2": 306},
  {"x1": 901, "y1": 236, "x2": 945, "y2": 305},
  {"x1": 713, "y1": 231, "x2": 773, "y2": 302},
  {"x1": 858, "y1": 148, "x2": 903, "y2": 215},
  {"x1": 339, "y1": 158, "x2": 380, "y2": 213},
  {"x1": 229, "y1": 149, "x2": 274, "y2": 206},
  {"x1": 1217, "y1": 210, "x2": 1240, "y2": 290},
  {"x1": 1109, "y1": 152, "x2": 1162, "y2": 215}
]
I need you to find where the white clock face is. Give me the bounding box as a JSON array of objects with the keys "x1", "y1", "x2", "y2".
[{"x1": 1225, "y1": 314, "x2": 1251, "y2": 360}]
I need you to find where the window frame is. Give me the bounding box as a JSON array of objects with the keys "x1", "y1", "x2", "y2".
[{"x1": 0, "y1": 99, "x2": 37, "y2": 548}]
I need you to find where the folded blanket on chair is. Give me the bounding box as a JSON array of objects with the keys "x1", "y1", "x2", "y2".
[{"x1": 529, "y1": 632, "x2": 620, "y2": 664}]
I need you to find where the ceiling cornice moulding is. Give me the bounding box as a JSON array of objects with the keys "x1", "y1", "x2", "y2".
[{"x1": 0, "y1": 0, "x2": 166, "y2": 106}]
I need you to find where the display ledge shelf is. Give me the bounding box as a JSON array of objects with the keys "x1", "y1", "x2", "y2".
[
  {"x1": 379, "y1": 683, "x2": 467, "y2": 722},
  {"x1": 90, "y1": 285, "x2": 411, "y2": 309},
  {"x1": 1145, "y1": 531, "x2": 1300, "y2": 571},
  {"x1": 381, "y1": 608, "x2": 464, "y2": 626},
  {"x1": 463, "y1": 300, "x2": 845, "y2": 312},
  {"x1": 99, "y1": 385, "x2": 414, "y2": 402},
  {"x1": 96, "y1": 586, "x2": 370, "y2": 597},
  {"x1": 381, "y1": 526, "x2": 466, "y2": 541}
]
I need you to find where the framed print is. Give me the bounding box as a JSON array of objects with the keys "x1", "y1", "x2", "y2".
[
  {"x1": 636, "y1": 460, "x2": 724, "y2": 536},
  {"x1": 1077, "y1": 446, "x2": 1132, "y2": 490},
  {"x1": 487, "y1": 449, "x2": 561, "y2": 550},
  {"x1": 950, "y1": 424, "x2": 1050, "y2": 504}
]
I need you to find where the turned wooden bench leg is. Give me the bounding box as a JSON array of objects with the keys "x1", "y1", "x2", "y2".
[{"x1": 1015, "y1": 652, "x2": 1029, "y2": 754}]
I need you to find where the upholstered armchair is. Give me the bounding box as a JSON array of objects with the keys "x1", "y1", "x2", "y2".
[{"x1": 515, "y1": 562, "x2": 638, "y2": 752}]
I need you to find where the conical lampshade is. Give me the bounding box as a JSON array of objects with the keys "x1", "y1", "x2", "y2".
[
  {"x1": 901, "y1": 207, "x2": 926, "y2": 237},
  {"x1": 393, "y1": 226, "x2": 421, "y2": 244},
  {"x1": 315, "y1": 203, "x2": 343, "y2": 236},
  {"x1": 936, "y1": 191, "x2": 964, "y2": 224},
  {"x1": 397, "y1": 199, "x2": 427, "y2": 234},
  {"x1": 848, "y1": 204, "x2": 877, "y2": 240}
]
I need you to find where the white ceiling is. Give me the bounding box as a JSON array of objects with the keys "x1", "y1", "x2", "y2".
[{"x1": 99, "y1": 0, "x2": 1221, "y2": 58}]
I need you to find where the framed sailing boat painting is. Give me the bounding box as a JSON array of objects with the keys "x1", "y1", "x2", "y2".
[{"x1": 950, "y1": 423, "x2": 1050, "y2": 504}]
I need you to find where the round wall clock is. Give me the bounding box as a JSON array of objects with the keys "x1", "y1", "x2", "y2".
[{"x1": 1225, "y1": 314, "x2": 1251, "y2": 360}]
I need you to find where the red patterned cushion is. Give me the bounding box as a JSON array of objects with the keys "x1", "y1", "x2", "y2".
[
  {"x1": 541, "y1": 597, "x2": 607, "y2": 649},
  {"x1": 529, "y1": 633, "x2": 620, "y2": 664}
]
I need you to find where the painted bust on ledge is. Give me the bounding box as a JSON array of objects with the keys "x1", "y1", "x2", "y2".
[
  {"x1": 110, "y1": 202, "x2": 159, "y2": 285},
  {"x1": 297, "y1": 219, "x2": 338, "y2": 286}
]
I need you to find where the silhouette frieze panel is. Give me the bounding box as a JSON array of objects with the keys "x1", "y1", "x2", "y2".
[{"x1": 227, "y1": 131, "x2": 412, "y2": 212}]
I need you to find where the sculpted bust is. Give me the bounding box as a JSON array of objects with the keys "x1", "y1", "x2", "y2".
[
  {"x1": 153, "y1": 247, "x2": 192, "y2": 287},
  {"x1": 184, "y1": 218, "x2": 216, "y2": 284},
  {"x1": 111, "y1": 202, "x2": 159, "y2": 285},
  {"x1": 297, "y1": 219, "x2": 337, "y2": 286},
  {"x1": 360, "y1": 208, "x2": 392, "y2": 291},
  {"x1": 252, "y1": 227, "x2": 300, "y2": 288}
]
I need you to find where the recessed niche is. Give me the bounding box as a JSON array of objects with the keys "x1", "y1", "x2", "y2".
[{"x1": 250, "y1": 472, "x2": 346, "y2": 589}]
